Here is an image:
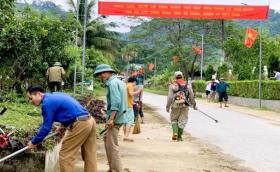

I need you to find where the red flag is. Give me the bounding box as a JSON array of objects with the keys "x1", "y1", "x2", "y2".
[
  {"x1": 245, "y1": 28, "x2": 258, "y2": 48},
  {"x1": 172, "y1": 56, "x2": 179, "y2": 63},
  {"x1": 192, "y1": 46, "x2": 202, "y2": 55},
  {"x1": 148, "y1": 63, "x2": 155, "y2": 71}
]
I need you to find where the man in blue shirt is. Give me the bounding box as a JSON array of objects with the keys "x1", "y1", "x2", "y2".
[
  {"x1": 26, "y1": 86, "x2": 97, "y2": 172},
  {"x1": 94, "y1": 64, "x2": 127, "y2": 172},
  {"x1": 217, "y1": 78, "x2": 230, "y2": 108}
]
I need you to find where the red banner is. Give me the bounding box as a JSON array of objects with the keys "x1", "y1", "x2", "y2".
[{"x1": 98, "y1": 1, "x2": 269, "y2": 20}]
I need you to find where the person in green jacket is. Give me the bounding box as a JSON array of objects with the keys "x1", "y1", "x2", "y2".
[{"x1": 94, "y1": 64, "x2": 127, "y2": 172}]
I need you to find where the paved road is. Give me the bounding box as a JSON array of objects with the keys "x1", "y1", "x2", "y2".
[{"x1": 143, "y1": 92, "x2": 280, "y2": 172}]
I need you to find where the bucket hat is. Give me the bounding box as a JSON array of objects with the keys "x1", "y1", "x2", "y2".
[
  {"x1": 54, "y1": 62, "x2": 62, "y2": 66},
  {"x1": 94, "y1": 64, "x2": 115, "y2": 76}
]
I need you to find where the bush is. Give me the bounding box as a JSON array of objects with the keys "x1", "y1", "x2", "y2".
[
  {"x1": 146, "y1": 70, "x2": 174, "y2": 89},
  {"x1": 193, "y1": 80, "x2": 280, "y2": 100},
  {"x1": 205, "y1": 65, "x2": 215, "y2": 81}
]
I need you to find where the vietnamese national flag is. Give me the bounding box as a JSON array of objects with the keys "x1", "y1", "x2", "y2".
[
  {"x1": 245, "y1": 28, "x2": 258, "y2": 48},
  {"x1": 193, "y1": 46, "x2": 202, "y2": 55},
  {"x1": 148, "y1": 63, "x2": 155, "y2": 71}
]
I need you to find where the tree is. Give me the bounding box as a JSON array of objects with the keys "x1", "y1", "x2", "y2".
[
  {"x1": 67, "y1": 0, "x2": 120, "y2": 56},
  {"x1": 0, "y1": 7, "x2": 77, "y2": 91},
  {"x1": 205, "y1": 65, "x2": 215, "y2": 81},
  {"x1": 217, "y1": 64, "x2": 228, "y2": 79},
  {"x1": 67, "y1": 0, "x2": 95, "y2": 23},
  {"x1": 223, "y1": 28, "x2": 277, "y2": 80},
  {"x1": 127, "y1": 18, "x2": 237, "y2": 79},
  {"x1": 0, "y1": 0, "x2": 15, "y2": 29}
]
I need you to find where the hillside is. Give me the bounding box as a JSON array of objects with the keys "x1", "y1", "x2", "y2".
[{"x1": 16, "y1": 0, "x2": 66, "y2": 17}]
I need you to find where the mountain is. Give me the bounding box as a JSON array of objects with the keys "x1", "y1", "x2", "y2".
[{"x1": 16, "y1": 0, "x2": 66, "y2": 17}]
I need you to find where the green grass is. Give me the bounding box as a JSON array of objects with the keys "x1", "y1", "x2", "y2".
[
  {"x1": 145, "y1": 88, "x2": 168, "y2": 96},
  {"x1": 93, "y1": 86, "x2": 107, "y2": 97},
  {"x1": 0, "y1": 102, "x2": 42, "y2": 131},
  {"x1": 64, "y1": 86, "x2": 106, "y2": 98}
]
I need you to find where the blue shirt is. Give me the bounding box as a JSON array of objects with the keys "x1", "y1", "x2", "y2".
[
  {"x1": 217, "y1": 82, "x2": 229, "y2": 93},
  {"x1": 105, "y1": 75, "x2": 127, "y2": 124},
  {"x1": 32, "y1": 92, "x2": 88, "y2": 144},
  {"x1": 136, "y1": 74, "x2": 144, "y2": 85}
]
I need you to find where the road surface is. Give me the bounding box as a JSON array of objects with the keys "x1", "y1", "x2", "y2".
[{"x1": 143, "y1": 92, "x2": 280, "y2": 172}]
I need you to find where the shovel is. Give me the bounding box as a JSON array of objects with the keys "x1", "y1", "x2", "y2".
[{"x1": 0, "y1": 132, "x2": 58, "y2": 163}]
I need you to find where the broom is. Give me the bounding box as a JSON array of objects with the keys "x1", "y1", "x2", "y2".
[{"x1": 133, "y1": 91, "x2": 142, "y2": 134}]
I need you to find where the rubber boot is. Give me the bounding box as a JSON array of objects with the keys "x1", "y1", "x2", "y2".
[
  {"x1": 177, "y1": 128, "x2": 184, "y2": 141},
  {"x1": 171, "y1": 123, "x2": 178, "y2": 140}
]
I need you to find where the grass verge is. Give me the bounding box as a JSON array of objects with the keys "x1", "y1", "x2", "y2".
[{"x1": 145, "y1": 88, "x2": 168, "y2": 96}]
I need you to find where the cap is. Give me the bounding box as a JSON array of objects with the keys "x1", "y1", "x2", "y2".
[{"x1": 174, "y1": 71, "x2": 183, "y2": 77}]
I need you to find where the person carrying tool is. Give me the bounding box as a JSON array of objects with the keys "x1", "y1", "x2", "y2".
[
  {"x1": 26, "y1": 86, "x2": 97, "y2": 172},
  {"x1": 166, "y1": 71, "x2": 197, "y2": 141},
  {"x1": 124, "y1": 77, "x2": 143, "y2": 142},
  {"x1": 46, "y1": 62, "x2": 65, "y2": 92},
  {"x1": 94, "y1": 64, "x2": 127, "y2": 172},
  {"x1": 135, "y1": 66, "x2": 145, "y2": 123}
]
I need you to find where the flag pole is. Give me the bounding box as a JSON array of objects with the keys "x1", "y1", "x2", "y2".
[
  {"x1": 200, "y1": 34, "x2": 204, "y2": 80},
  {"x1": 258, "y1": 21, "x2": 262, "y2": 108}
]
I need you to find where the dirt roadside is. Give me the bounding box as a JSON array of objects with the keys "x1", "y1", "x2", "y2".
[{"x1": 76, "y1": 105, "x2": 255, "y2": 172}]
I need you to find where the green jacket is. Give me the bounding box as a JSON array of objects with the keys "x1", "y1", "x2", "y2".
[{"x1": 105, "y1": 75, "x2": 127, "y2": 124}]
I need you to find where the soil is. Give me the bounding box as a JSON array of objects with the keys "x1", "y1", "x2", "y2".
[{"x1": 75, "y1": 105, "x2": 254, "y2": 172}]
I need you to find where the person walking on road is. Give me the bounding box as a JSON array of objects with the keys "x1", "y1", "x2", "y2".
[
  {"x1": 124, "y1": 77, "x2": 143, "y2": 142},
  {"x1": 217, "y1": 78, "x2": 230, "y2": 108},
  {"x1": 210, "y1": 79, "x2": 217, "y2": 102},
  {"x1": 134, "y1": 67, "x2": 145, "y2": 123},
  {"x1": 166, "y1": 71, "x2": 197, "y2": 141},
  {"x1": 205, "y1": 81, "x2": 212, "y2": 102},
  {"x1": 46, "y1": 62, "x2": 65, "y2": 92},
  {"x1": 272, "y1": 70, "x2": 280, "y2": 81},
  {"x1": 94, "y1": 64, "x2": 127, "y2": 172},
  {"x1": 26, "y1": 86, "x2": 97, "y2": 172}
]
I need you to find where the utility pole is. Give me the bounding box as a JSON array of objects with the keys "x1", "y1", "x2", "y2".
[
  {"x1": 81, "y1": 0, "x2": 88, "y2": 95},
  {"x1": 258, "y1": 22, "x2": 262, "y2": 108},
  {"x1": 200, "y1": 34, "x2": 204, "y2": 80},
  {"x1": 154, "y1": 56, "x2": 157, "y2": 76},
  {"x1": 74, "y1": 0, "x2": 80, "y2": 96}
]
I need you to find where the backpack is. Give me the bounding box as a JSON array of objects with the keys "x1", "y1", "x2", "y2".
[{"x1": 173, "y1": 82, "x2": 190, "y2": 106}]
